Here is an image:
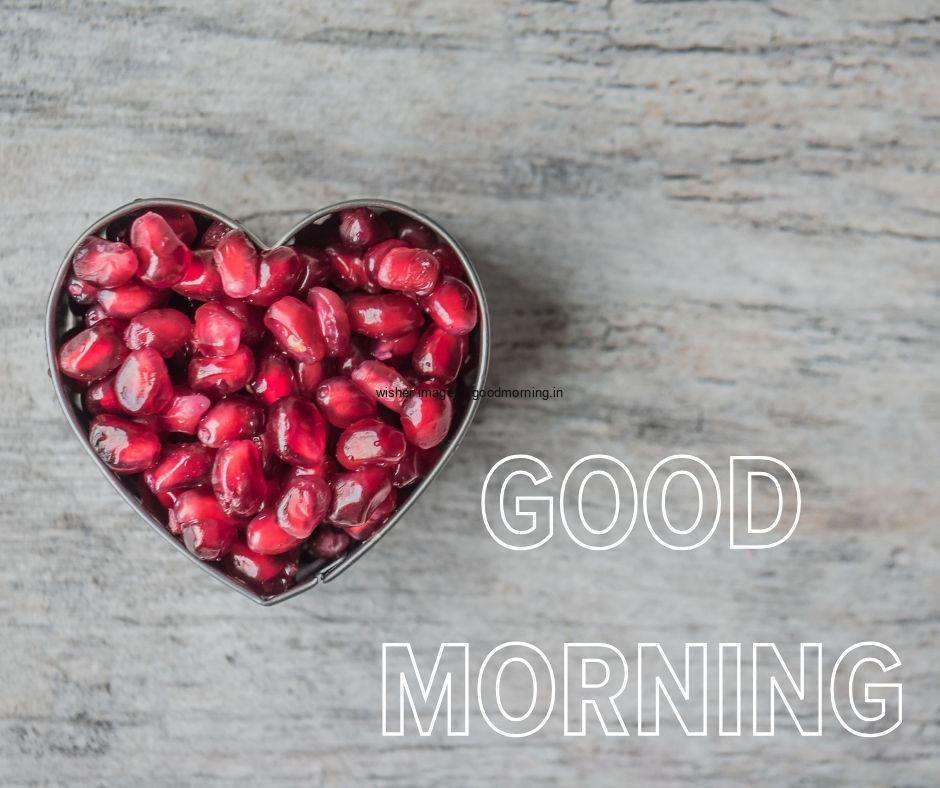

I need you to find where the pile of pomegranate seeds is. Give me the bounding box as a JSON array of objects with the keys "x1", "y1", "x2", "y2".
[{"x1": 57, "y1": 205, "x2": 478, "y2": 596}]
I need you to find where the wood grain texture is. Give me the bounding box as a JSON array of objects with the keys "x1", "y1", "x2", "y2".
[{"x1": 1, "y1": 0, "x2": 938, "y2": 784}]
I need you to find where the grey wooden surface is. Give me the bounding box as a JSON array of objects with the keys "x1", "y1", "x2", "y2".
[{"x1": 1, "y1": 0, "x2": 939, "y2": 785}]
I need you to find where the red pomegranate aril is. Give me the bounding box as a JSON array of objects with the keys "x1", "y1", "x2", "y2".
[
  {"x1": 344, "y1": 487, "x2": 397, "y2": 541},
  {"x1": 375, "y1": 247, "x2": 441, "y2": 296},
  {"x1": 430, "y1": 243, "x2": 465, "y2": 278},
  {"x1": 89, "y1": 414, "x2": 162, "y2": 473},
  {"x1": 365, "y1": 239, "x2": 409, "y2": 279},
  {"x1": 315, "y1": 376, "x2": 378, "y2": 428},
  {"x1": 57, "y1": 319, "x2": 128, "y2": 382},
  {"x1": 197, "y1": 396, "x2": 264, "y2": 447},
  {"x1": 401, "y1": 384, "x2": 453, "y2": 449},
  {"x1": 124, "y1": 308, "x2": 193, "y2": 358},
  {"x1": 173, "y1": 249, "x2": 224, "y2": 301},
  {"x1": 336, "y1": 418, "x2": 408, "y2": 470},
  {"x1": 154, "y1": 488, "x2": 181, "y2": 513},
  {"x1": 266, "y1": 396, "x2": 328, "y2": 467},
  {"x1": 306, "y1": 286, "x2": 350, "y2": 357},
  {"x1": 248, "y1": 352, "x2": 297, "y2": 405},
  {"x1": 130, "y1": 211, "x2": 191, "y2": 289},
  {"x1": 293, "y1": 246, "x2": 331, "y2": 294},
  {"x1": 246, "y1": 246, "x2": 301, "y2": 307},
  {"x1": 84, "y1": 374, "x2": 122, "y2": 416},
  {"x1": 83, "y1": 304, "x2": 110, "y2": 327},
  {"x1": 393, "y1": 444, "x2": 442, "y2": 488},
  {"x1": 67, "y1": 274, "x2": 100, "y2": 307},
  {"x1": 72, "y1": 236, "x2": 139, "y2": 288},
  {"x1": 114, "y1": 348, "x2": 174, "y2": 415},
  {"x1": 275, "y1": 475, "x2": 330, "y2": 539},
  {"x1": 421, "y1": 276, "x2": 478, "y2": 335},
  {"x1": 182, "y1": 518, "x2": 237, "y2": 561},
  {"x1": 212, "y1": 439, "x2": 267, "y2": 518},
  {"x1": 199, "y1": 220, "x2": 232, "y2": 250},
  {"x1": 224, "y1": 541, "x2": 299, "y2": 593},
  {"x1": 220, "y1": 298, "x2": 265, "y2": 346},
  {"x1": 187, "y1": 346, "x2": 255, "y2": 396},
  {"x1": 325, "y1": 246, "x2": 370, "y2": 292},
  {"x1": 246, "y1": 511, "x2": 304, "y2": 555},
  {"x1": 346, "y1": 294, "x2": 424, "y2": 339},
  {"x1": 336, "y1": 337, "x2": 368, "y2": 376},
  {"x1": 295, "y1": 358, "x2": 330, "y2": 398},
  {"x1": 144, "y1": 443, "x2": 215, "y2": 494},
  {"x1": 395, "y1": 219, "x2": 437, "y2": 248},
  {"x1": 307, "y1": 526, "x2": 351, "y2": 560},
  {"x1": 154, "y1": 207, "x2": 198, "y2": 246},
  {"x1": 371, "y1": 330, "x2": 420, "y2": 362},
  {"x1": 214, "y1": 229, "x2": 260, "y2": 299},
  {"x1": 159, "y1": 387, "x2": 211, "y2": 434},
  {"x1": 328, "y1": 467, "x2": 393, "y2": 527},
  {"x1": 97, "y1": 282, "x2": 168, "y2": 320},
  {"x1": 338, "y1": 207, "x2": 388, "y2": 249},
  {"x1": 287, "y1": 454, "x2": 338, "y2": 482},
  {"x1": 193, "y1": 301, "x2": 242, "y2": 357},
  {"x1": 263, "y1": 296, "x2": 326, "y2": 363},
  {"x1": 171, "y1": 488, "x2": 240, "y2": 536},
  {"x1": 350, "y1": 360, "x2": 413, "y2": 413},
  {"x1": 413, "y1": 325, "x2": 467, "y2": 384}
]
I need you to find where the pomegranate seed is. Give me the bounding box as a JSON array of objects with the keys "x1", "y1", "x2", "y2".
[
  {"x1": 171, "y1": 488, "x2": 240, "y2": 538},
  {"x1": 97, "y1": 282, "x2": 168, "y2": 320},
  {"x1": 124, "y1": 308, "x2": 192, "y2": 358},
  {"x1": 326, "y1": 246, "x2": 373, "y2": 292},
  {"x1": 154, "y1": 207, "x2": 197, "y2": 246},
  {"x1": 72, "y1": 236, "x2": 139, "y2": 288},
  {"x1": 293, "y1": 245, "x2": 331, "y2": 294},
  {"x1": 346, "y1": 294, "x2": 424, "y2": 339},
  {"x1": 338, "y1": 207, "x2": 388, "y2": 249},
  {"x1": 114, "y1": 348, "x2": 174, "y2": 415},
  {"x1": 365, "y1": 239, "x2": 409, "y2": 279},
  {"x1": 248, "y1": 352, "x2": 297, "y2": 405},
  {"x1": 336, "y1": 418, "x2": 408, "y2": 470},
  {"x1": 89, "y1": 414, "x2": 162, "y2": 473},
  {"x1": 197, "y1": 396, "x2": 264, "y2": 447},
  {"x1": 84, "y1": 374, "x2": 122, "y2": 416},
  {"x1": 314, "y1": 376, "x2": 378, "y2": 427},
  {"x1": 159, "y1": 387, "x2": 211, "y2": 434},
  {"x1": 421, "y1": 276, "x2": 478, "y2": 335},
  {"x1": 350, "y1": 360, "x2": 412, "y2": 413},
  {"x1": 193, "y1": 301, "x2": 242, "y2": 357},
  {"x1": 306, "y1": 286, "x2": 350, "y2": 357},
  {"x1": 430, "y1": 243, "x2": 465, "y2": 278},
  {"x1": 246, "y1": 511, "x2": 303, "y2": 555},
  {"x1": 153, "y1": 488, "x2": 181, "y2": 514},
  {"x1": 287, "y1": 454, "x2": 338, "y2": 482},
  {"x1": 295, "y1": 358, "x2": 330, "y2": 397},
  {"x1": 67, "y1": 274, "x2": 100, "y2": 306},
  {"x1": 344, "y1": 487, "x2": 397, "y2": 541},
  {"x1": 336, "y1": 337, "x2": 368, "y2": 376},
  {"x1": 199, "y1": 220, "x2": 232, "y2": 250},
  {"x1": 263, "y1": 296, "x2": 326, "y2": 363},
  {"x1": 173, "y1": 249, "x2": 224, "y2": 301},
  {"x1": 220, "y1": 298, "x2": 265, "y2": 346},
  {"x1": 83, "y1": 304, "x2": 110, "y2": 327},
  {"x1": 328, "y1": 467, "x2": 393, "y2": 526},
  {"x1": 412, "y1": 325, "x2": 467, "y2": 384},
  {"x1": 400, "y1": 384, "x2": 453, "y2": 449},
  {"x1": 266, "y1": 396, "x2": 328, "y2": 467},
  {"x1": 275, "y1": 475, "x2": 330, "y2": 538},
  {"x1": 224, "y1": 542, "x2": 299, "y2": 594},
  {"x1": 246, "y1": 246, "x2": 301, "y2": 306},
  {"x1": 371, "y1": 330, "x2": 420, "y2": 362},
  {"x1": 395, "y1": 219, "x2": 437, "y2": 248},
  {"x1": 143, "y1": 443, "x2": 215, "y2": 494},
  {"x1": 182, "y1": 518, "x2": 237, "y2": 561},
  {"x1": 187, "y1": 345, "x2": 255, "y2": 396},
  {"x1": 375, "y1": 246, "x2": 441, "y2": 296},
  {"x1": 57, "y1": 320, "x2": 128, "y2": 382},
  {"x1": 212, "y1": 439, "x2": 267, "y2": 517},
  {"x1": 393, "y1": 444, "x2": 441, "y2": 488},
  {"x1": 307, "y1": 526, "x2": 351, "y2": 560},
  {"x1": 214, "y1": 229, "x2": 260, "y2": 299},
  {"x1": 130, "y1": 211, "x2": 191, "y2": 289}
]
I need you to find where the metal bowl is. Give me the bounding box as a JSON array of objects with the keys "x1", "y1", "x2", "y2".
[{"x1": 45, "y1": 197, "x2": 490, "y2": 605}]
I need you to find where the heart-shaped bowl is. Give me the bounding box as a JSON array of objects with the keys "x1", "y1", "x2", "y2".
[{"x1": 46, "y1": 197, "x2": 490, "y2": 605}]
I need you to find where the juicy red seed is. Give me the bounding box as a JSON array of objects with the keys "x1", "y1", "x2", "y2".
[
  {"x1": 84, "y1": 304, "x2": 111, "y2": 327},
  {"x1": 344, "y1": 487, "x2": 397, "y2": 541},
  {"x1": 144, "y1": 443, "x2": 215, "y2": 494},
  {"x1": 328, "y1": 467, "x2": 393, "y2": 526},
  {"x1": 57, "y1": 320, "x2": 128, "y2": 382},
  {"x1": 124, "y1": 308, "x2": 192, "y2": 358},
  {"x1": 154, "y1": 489, "x2": 181, "y2": 512},
  {"x1": 430, "y1": 243, "x2": 465, "y2": 278},
  {"x1": 248, "y1": 352, "x2": 297, "y2": 405},
  {"x1": 266, "y1": 396, "x2": 328, "y2": 467},
  {"x1": 314, "y1": 376, "x2": 378, "y2": 428},
  {"x1": 246, "y1": 511, "x2": 304, "y2": 555},
  {"x1": 371, "y1": 331, "x2": 420, "y2": 362},
  {"x1": 325, "y1": 246, "x2": 369, "y2": 291},
  {"x1": 375, "y1": 247, "x2": 441, "y2": 296},
  {"x1": 336, "y1": 418, "x2": 408, "y2": 470},
  {"x1": 173, "y1": 249, "x2": 224, "y2": 301},
  {"x1": 172, "y1": 488, "x2": 240, "y2": 535},
  {"x1": 395, "y1": 219, "x2": 437, "y2": 248},
  {"x1": 421, "y1": 276, "x2": 478, "y2": 335},
  {"x1": 88, "y1": 414, "x2": 162, "y2": 473},
  {"x1": 393, "y1": 444, "x2": 441, "y2": 488},
  {"x1": 97, "y1": 282, "x2": 169, "y2": 320},
  {"x1": 295, "y1": 359, "x2": 330, "y2": 398},
  {"x1": 400, "y1": 384, "x2": 453, "y2": 449},
  {"x1": 336, "y1": 337, "x2": 368, "y2": 376},
  {"x1": 346, "y1": 294, "x2": 424, "y2": 339},
  {"x1": 193, "y1": 301, "x2": 242, "y2": 357},
  {"x1": 338, "y1": 208, "x2": 388, "y2": 249},
  {"x1": 199, "y1": 220, "x2": 232, "y2": 250},
  {"x1": 197, "y1": 396, "x2": 264, "y2": 447},
  {"x1": 306, "y1": 286, "x2": 350, "y2": 357},
  {"x1": 246, "y1": 246, "x2": 301, "y2": 306},
  {"x1": 412, "y1": 325, "x2": 468, "y2": 384},
  {"x1": 154, "y1": 207, "x2": 198, "y2": 246},
  {"x1": 67, "y1": 274, "x2": 100, "y2": 306},
  {"x1": 211, "y1": 439, "x2": 267, "y2": 517},
  {"x1": 130, "y1": 211, "x2": 191, "y2": 289},
  {"x1": 214, "y1": 229, "x2": 260, "y2": 299},
  {"x1": 114, "y1": 348, "x2": 174, "y2": 415},
  {"x1": 293, "y1": 246, "x2": 331, "y2": 294},
  {"x1": 307, "y1": 526, "x2": 351, "y2": 560},
  {"x1": 182, "y1": 518, "x2": 237, "y2": 561},
  {"x1": 73, "y1": 236, "x2": 138, "y2": 288},
  {"x1": 350, "y1": 360, "x2": 413, "y2": 413},
  {"x1": 275, "y1": 475, "x2": 331, "y2": 538},
  {"x1": 365, "y1": 239, "x2": 409, "y2": 278},
  {"x1": 224, "y1": 541, "x2": 299, "y2": 593},
  {"x1": 159, "y1": 387, "x2": 211, "y2": 434},
  {"x1": 84, "y1": 374, "x2": 123, "y2": 415},
  {"x1": 220, "y1": 298, "x2": 266, "y2": 346},
  {"x1": 287, "y1": 454, "x2": 338, "y2": 482},
  {"x1": 263, "y1": 296, "x2": 326, "y2": 363},
  {"x1": 187, "y1": 346, "x2": 255, "y2": 396}
]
